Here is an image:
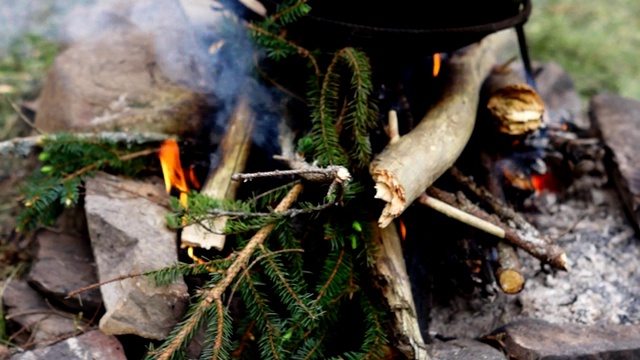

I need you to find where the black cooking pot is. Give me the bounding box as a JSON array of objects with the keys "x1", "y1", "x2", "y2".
[{"x1": 260, "y1": 0, "x2": 531, "y2": 54}]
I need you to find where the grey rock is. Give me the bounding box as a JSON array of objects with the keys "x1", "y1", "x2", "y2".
[
  {"x1": 490, "y1": 318, "x2": 640, "y2": 359},
  {"x1": 27, "y1": 229, "x2": 102, "y2": 312},
  {"x1": 10, "y1": 330, "x2": 126, "y2": 360},
  {"x1": 590, "y1": 93, "x2": 640, "y2": 232},
  {"x1": 84, "y1": 173, "x2": 188, "y2": 340},
  {"x1": 34, "y1": 3, "x2": 207, "y2": 135},
  {"x1": 534, "y1": 62, "x2": 589, "y2": 129},
  {"x1": 428, "y1": 339, "x2": 506, "y2": 360},
  {"x1": 2, "y1": 280, "x2": 77, "y2": 346}
]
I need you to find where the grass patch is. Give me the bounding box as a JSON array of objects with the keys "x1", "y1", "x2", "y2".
[
  {"x1": 527, "y1": 0, "x2": 640, "y2": 100},
  {"x1": 0, "y1": 34, "x2": 59, "y2": 139}
]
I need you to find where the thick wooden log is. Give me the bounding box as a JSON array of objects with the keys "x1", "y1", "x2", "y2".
[
  {"x1": 181, "y1": 96, "x2": 255, "y2": 250},
  {"x1": 370, "y1": 30, "x2": 517, "y2": 228}
]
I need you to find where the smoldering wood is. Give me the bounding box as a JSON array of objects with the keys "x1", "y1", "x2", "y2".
[
  {"x1": 481, "y1": 65, "x2": 544, "y2": 136},
  {"x1": 374, "y1": 222, "x2": 430, "y2": 360},
  {"x1": 180, "y1": 96, "x2": 255, "y2": 250},
  {"x1": 370, "y1": 30, "x2": 518, "y2": 228},
  {"x1": 449, "y1": 167, "x2": 567, "y2": 270}
]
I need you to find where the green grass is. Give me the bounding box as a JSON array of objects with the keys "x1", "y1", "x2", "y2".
[
  {"x1": 0, "y1": 34, "x2": 59, "y2": 139},
  {"x1": 527, "y1": 0, "x2": 640, "y2": 100}
]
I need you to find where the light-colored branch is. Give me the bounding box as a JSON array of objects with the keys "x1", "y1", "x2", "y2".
[
  {"x1": 387, "y1": 110, "x2": 400, "y2": 145},
  {"x1": 370, "y1": 30, "x2": 517, "y2": 228},
  {"x1": 0, "y1": 132, "x2": 171, "y2": 158},
  {"x1": 417, "y1": 192, "x2": 505, "y2": 238}
]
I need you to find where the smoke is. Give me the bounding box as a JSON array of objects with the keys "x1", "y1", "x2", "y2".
[
  {"x1": 63, "y1": 0, "x2": 280, "y2": 152},
  {"x1": 0, "y1": 0, "x2": 95, "y2": 55},
  {"x1": 1, "y1": 0, "x2": 282, "y2": 154}
]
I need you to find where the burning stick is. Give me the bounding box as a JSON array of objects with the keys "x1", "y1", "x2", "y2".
[
  {"x1": 370, "y1": 30, "x2": 517, "y2": 228},
  {"x1": 449, "y1": 167, "x2": 567, "y2": 270},
  {"x1": 495, "y1": 240, "x2": 525, "y2": 294},
  {"x1": 481, "y1": 62, "x2": 544, "y2": 136},
  {"x1": 181, "y1": 96, "x2": 255, "y2": 250},
  {"x1": 375, "y1": 222, "x2": 429, "y2": 360}
]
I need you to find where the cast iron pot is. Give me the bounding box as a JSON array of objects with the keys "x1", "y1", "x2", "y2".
[{"x1": 260, "y1": 0, "x2": 532, "y2": 54}]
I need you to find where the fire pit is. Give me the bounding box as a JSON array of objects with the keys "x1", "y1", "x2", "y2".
[{"x1": 3, "y1": 1, "x2": 640, "y2": 359}]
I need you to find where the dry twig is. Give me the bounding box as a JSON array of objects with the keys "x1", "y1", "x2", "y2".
[{"x1": 447, "y1": 168, "x2": 567, "y2": 270}]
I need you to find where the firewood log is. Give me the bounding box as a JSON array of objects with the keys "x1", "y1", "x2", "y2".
[
  {"x1": 375, "y1": 222, "x2": 429, "y2": 360},
  {"x1": 370, "y1": 30, "x2": 518, "y2": 228},
  {"x1": 481, "y1": 64, "x2": 544, "y2": 136},
  {"x1": 180, "y1": 96, "x2": 255, "y2": 250}
]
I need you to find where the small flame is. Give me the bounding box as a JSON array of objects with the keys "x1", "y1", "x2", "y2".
[
  {"x1": 188, "y1": 165, "x2": 201, "y2": 190},
  {"x1": 158, "y1": 139, "x2": 189, "y2": 207},
  {"x1": 399, "y1": 219, "x2": 407, "y2": 241},
  {"x1": 159, "y1": 139, "x2": 210, "y2": 265},
  {"x1": 432, "y1": 53, "x2": 441, "y2": 77}
]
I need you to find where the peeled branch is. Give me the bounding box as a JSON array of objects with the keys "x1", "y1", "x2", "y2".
[{"x1": 370, "y1": 30, "x2": 517, "y2": 228}]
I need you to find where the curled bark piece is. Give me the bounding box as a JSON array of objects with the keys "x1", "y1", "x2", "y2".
[{"x1": 370, "y1": 30, "x2": 517, "y2": 228}]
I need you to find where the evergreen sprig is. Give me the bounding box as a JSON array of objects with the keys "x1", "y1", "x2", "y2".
[{"x1": 16, "y1": 133, "x2": 156, "y2": 231}]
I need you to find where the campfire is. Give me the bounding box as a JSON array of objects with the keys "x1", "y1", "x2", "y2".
[{"x1": 3, "y1": 0, "x2": 640, "y2": 359}]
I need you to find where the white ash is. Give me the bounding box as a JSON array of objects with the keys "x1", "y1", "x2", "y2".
[{"x1": 429, "y1": 187, "x2": 640, "y2": 339}]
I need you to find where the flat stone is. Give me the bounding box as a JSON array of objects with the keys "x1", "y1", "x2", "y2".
[
  {"x1": 10, "y1": 330, "x2": 126, "y2": 360},
  {"x1": 590, "y1": 93, "x2": 640, "y2": 232},
  {"x1": 428, "y1": 339, "x2": 506, "y2": 360},
  {"x1": 84, "y1": 173, "x2": 188, "y2": 340},
  {"x1": 27, "y1": 229, "x2": 102, "y2": 312},
  {"x1": 490, "y1": 318, "x2": 640, "y2": 359},
  {"x1": 2, "y1": 280, "x2": 77, "y2": 346}
]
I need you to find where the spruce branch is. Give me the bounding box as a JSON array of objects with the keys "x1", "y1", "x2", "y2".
[
  {"x1": 247, "y1": 23, "x2": 320, "y2": 77},
  {"x1": 269, "y1": 0, "x2": 309, "y2": 25},
  {"x1": 151, "y1": 184, "x2": 303, "y2": 360},
  {"x1": 227, "y1": 248, "x2": 305, "y2": 307}
]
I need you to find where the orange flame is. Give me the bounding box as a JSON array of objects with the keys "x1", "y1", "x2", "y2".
[
  {"x1": 158, "y1": 139, "x2": 189, "y2": 207},
  {"x1": 432, "y1": 53, "x2": 441, "y2": 77},
  {"x1": 399, "y1": 219, "x2": 407, "y2": 241},
  {"x1": 158, "y1": 139, "x2": 211, "y2": 265}
]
